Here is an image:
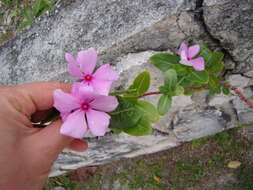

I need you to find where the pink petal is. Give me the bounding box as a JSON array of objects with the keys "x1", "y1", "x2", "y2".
[
  {"x1": 180, "y1": 50, "x2": 188, "y2": 61},
  {"x1": 61, "y1": 112, "x2": 69, "y2": 122},
  {"x1": 71, "y1": 82, "x2": 82, "y2": 97},
  {"x1": 53, "y1": 89, "x2": 80, "y2": 113},
  {"x1": 178, "y1": 43, "x2": 188, "y2": 55},
  {"x1": 77, "y1": 84, "x2": 99, "y2": 102},
  {"x1": 86, "y1": 109, "x2": 110, "y2": 136},
  {"x1": 191, "y1": 57, "x2": 205, "y2": 71},
  {"x1": 93, "y1": 64, "x2": 119, "y2": 81},
  {"x1": 180, "y1": 58, "x2": 193, "y2": 66},
  {"x1": 60, "y1": 110, "x2": 87, "y2": 139},
  {"x1": 71, "y1": 82, "x2": 93, "y2": 102},
  {"x1": 188, "y1": 45, "x2": 200, "y2": 59},
  {"x1": 91, "y1": 79, "x2": 113, "y2": 95},
  {"x1": 76, "y1": 48, "x2": 97, "y2": 74},
  {"x1": 90, "y1": 95, "x2": 118, "y2": 112},
  {"x1": 65, "y1": 53, "x2": 83, "y2": 78}
]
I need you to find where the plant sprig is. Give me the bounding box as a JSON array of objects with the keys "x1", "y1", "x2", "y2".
[{"x1": 38, "y1": 42, "x2": 253, "y2": 137}]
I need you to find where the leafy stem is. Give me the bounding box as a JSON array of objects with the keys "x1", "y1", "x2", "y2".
[
  {"x1": 139, "y1": 83, "x2": 253, "y2": 110},
  {"x1": 109, "y1": 89, "x2": 137, "y2": 96}
]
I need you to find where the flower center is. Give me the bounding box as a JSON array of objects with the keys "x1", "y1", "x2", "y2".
[
  {"x1": 84, "y1": 74, "x2": 93, "y2": 81},
  {"x1": 81, "y1": 103, "x2": 90, "y2": 111}
]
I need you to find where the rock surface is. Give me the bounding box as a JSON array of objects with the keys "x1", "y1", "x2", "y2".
[
  {"x1": 0, "y1": 0, "x2": 252, "y2": 176},
  {"x1": 203, "y1": 0, "x2": 253, "y2": 72}
]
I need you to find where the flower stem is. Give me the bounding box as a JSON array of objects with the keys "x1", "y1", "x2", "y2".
[
  {"x1": 139, "y1": 82, "x2": 253, "y2": 110},
  {"x1": 221, "y1": 82, "x2": 253, "y2": 109},
  {"x1": 109, "y1": 89, "x2": 137, "y2": 96},
  {"x1": 139, "y1": 85, "x2": 208, "y2": 98}
]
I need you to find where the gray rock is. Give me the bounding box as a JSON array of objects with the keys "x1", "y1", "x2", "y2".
[
  {"x1": 0, "y1": 0, "x2": 193, "y2": 85},
  {"x1": 232, "y1": 87, "x2": 253, "y2": 125},
  {"x1": 228, "y1": 74, "x2": 250, "y2": 88},
  {"x1": 244, "y1": 70, "x2": 253, "y2": 78},
  {"x1": 173, "y1": 109, "x2": 226, "y2": 141},
  {"x1": 203, "y1": 0, "x2": 253, "y2": 72},
  {"x1": 0, "y1": 0, "x2": 252, "y2": 176}
]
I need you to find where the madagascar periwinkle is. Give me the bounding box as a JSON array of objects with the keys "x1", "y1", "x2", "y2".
[{"x1": 51, "y1": 42, "x2": 253, "y2": 139}]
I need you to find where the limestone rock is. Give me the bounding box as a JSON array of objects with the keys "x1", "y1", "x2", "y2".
[
  {"x1": 203, "y1": 0, "x2": 253, "y2": 72},
  {"x1": 173, "y1": 109, "x2": 226, "y2": 141},
  {"x1": 0, "y1": 0, "x2": 252, "y2": 176}
]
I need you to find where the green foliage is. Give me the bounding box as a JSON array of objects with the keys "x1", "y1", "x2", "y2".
[
  {"x1": 157, "y1": 95, "x2": 172, "y2": 115},
  {"x1": 164, "y1": 69, "x2": 177, "y2": 92},
  {"x1": 222, "y1": 87, "x2": 230, "y2": 95},
  {"x1": 110, "y1": 42, "x2": 230, "y2": 136},
  {"x1": 149, "y1": 53, "x2": 180, "y2": 71},
  {"x1": 123, "y1": 116, "x2": 152, "y2": 136},
  {"x1": 109, "y1": 96, "x2": 158, "y2": 136},
  {"x1": 136, "y1": 100, "x2": 160, "y2": 122},
  {"x1": 208, "y1": 75, "x2": 222, "y2": 95},
  {"x1": 19, "y1": 0, "x2": 55, "y2": 29},
  {"x1": 127, "y1": 71, "x2": 150, "y2": 97},
  {"x1": 187, "y1": 70, "x2": 209, "y2": 84}
]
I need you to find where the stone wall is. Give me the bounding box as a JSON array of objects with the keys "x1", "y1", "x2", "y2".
[{"x1": 0, "y1": 0, "x2": 252, "y2": 176}]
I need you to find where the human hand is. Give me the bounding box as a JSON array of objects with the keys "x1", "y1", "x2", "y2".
[{"x1": 0, "y1": 82, "x2": 88, "y2": 190}]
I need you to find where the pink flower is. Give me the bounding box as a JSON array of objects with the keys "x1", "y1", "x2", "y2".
[
  {"x1": 178, "y1": 43, "x2": 205, "y2": 71},
  {"x1": 66, "y1": 48, "x2": 119, "y2": 95},
  {"x1": 53, "y1": 83, "x2": 118, "y2": 139}
]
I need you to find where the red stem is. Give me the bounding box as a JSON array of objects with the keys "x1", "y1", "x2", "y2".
[
  {"x1": 222, "y1": 83, "x2": 253, "y2": 109},
  {"x1": 140, "y1": 83, "x2": 253, "y2": 110},
  {"x1": 139, "y1": 91, "x2": 161, "y2": 97}
]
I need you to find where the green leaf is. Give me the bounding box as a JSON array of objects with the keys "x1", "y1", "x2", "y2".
[
  {"x1": 171, "y1": 64, "x2": 188, "y2": 76},
  {"x1": 179, "y1": 78, "x2": 193, "y2": 88},
  {"x1": 173, "y1": 85, "x2": 184, "y2": 96},
  {"x1": 159, "y1": 85, "x2": 170, "y2": 95},
  {"x1": 184, "y1": 88, "x2": 203, "y2": 96},
  {"x1": 222, "y1": 87, "x2": 230, "y2": 95},
  {"x1": 109, "y1": 97, "x2": 142, "y2": 129},
  {"x1": 208, "y1": 52, "x2": 224, "y2": 73},
  {"x1": 164, "y1": 69, "x2": 177, "y2": 92},
  {"x1": 187, "y1": 70, "x2": 209, "y2": 84},
  {"x1": 157, "y1": 95, "x2": 172, "y2": 115},
  {"x1": 112, "y1": 128, "x2": 123, "y2": 134},
  {"x1": 199, "y1": 42, "x2": 212, "y2": 67},
  {"x1": 136, "y1": 100, "x2": 160, "y2": 122},
  {"x1": 208, "y1": 75, "x2": 222, "y2": 94},
  {"x1": 149, "y1": 53, "x2": 180, "y2": 72},
  {"x1": 199, "y1": 42, "x2": 224, "y2": 73},
  {"x1": 123, "y1": 116, "x2": 152, "y2": 136},
  {"x1": 128, "y1": 71, "x2": 150, "y2": 96}
]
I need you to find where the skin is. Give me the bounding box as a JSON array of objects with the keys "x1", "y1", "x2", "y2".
[{"x1": 0, "y1": 82, "x2": 88, "y2": 190}]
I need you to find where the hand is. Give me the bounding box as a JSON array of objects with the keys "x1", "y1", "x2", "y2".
[{"x1": 0, "y1": 82, "x2": 88, "y2": 190}]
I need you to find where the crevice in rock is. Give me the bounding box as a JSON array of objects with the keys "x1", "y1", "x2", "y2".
[
  {"x1": 176, "y1": 13, "x2": 188, "y2": 37},
  {"x1": 152, "y1": 128, "x2": 170, "y2": 136},
  {"x1": 230, "y1": 100, "x2": 239, "y2": 122},
  {"x1": 193, "y1": 0, "x2": 239, "y2": 73}
]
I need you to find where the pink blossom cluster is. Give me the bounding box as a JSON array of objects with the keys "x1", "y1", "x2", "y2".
[{"x1": 53, "y1": 48, "x2": 119, "y2": 139}]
